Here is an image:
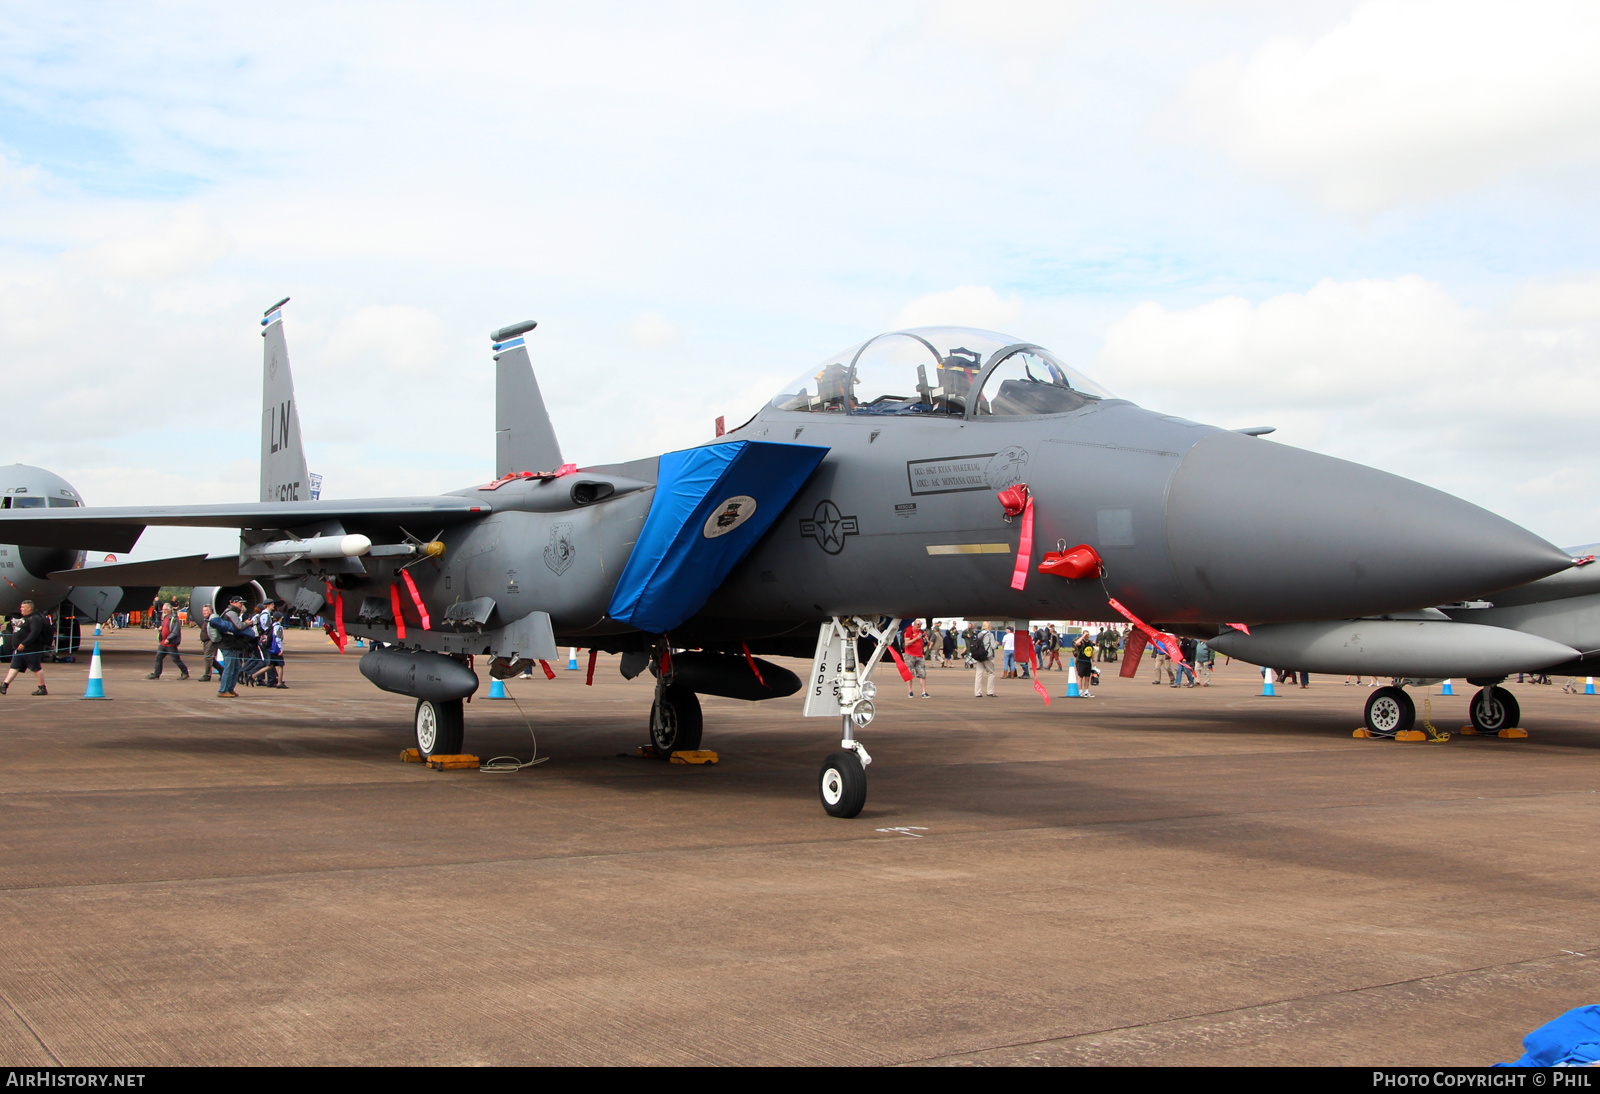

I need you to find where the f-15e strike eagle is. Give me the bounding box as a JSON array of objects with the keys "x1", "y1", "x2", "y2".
[{"x1": 0, "y1": 300, "x2": 1591, "y2": 816}]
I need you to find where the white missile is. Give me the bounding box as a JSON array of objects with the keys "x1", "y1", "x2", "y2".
[
  {"x1": 1208, "y1": 619, "x2": 1578, "y2": 678},
  {"x1": 242, "y1": 533, "x2": 372, "y2": 561}
]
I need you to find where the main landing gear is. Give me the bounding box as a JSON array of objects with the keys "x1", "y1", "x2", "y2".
[
  {"x1": 1468, "y1": 685, "x2": 1520, "y2": 734},
  {"x1": 1358, "y1": 680, "x2": 1525, "y2": 738},
  {"x1": 649, "y1": 683, "x2": 703, "y2": 758},
  {"x1": 415, "y1": 698, "x2": 465, "y2": 757},
  {"x1": 1363, "y1": 685, "x2": 1415, "y2": 737}
]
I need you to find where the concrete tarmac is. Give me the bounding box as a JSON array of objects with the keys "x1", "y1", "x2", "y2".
[{"x1": 1, "y1": 630, "x2": 1598, "y2": 1066}]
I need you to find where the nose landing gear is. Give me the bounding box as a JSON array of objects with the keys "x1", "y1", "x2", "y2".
[
  {"x1": 806, "y1": 615, "x2": 899, "y2": 818},
  {"x1": 819, "y1": 748, "x2": 868, "y2": 818}
]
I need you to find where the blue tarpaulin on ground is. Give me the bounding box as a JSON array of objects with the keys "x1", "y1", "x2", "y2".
[
  {"x1": 1499, "y1": 1005, "x2": 1600, "y2": 1066},
  {"x1": 607, "y1": 440, "x2": 828, "y2": 634}
]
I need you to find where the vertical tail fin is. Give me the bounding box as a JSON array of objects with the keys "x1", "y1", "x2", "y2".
[
  {"x1": 491, "y1": 320, "x2": 563, "y2": 476},
  {"x1": 260, "y1": 298, "x2": 311, "y2": 503}
]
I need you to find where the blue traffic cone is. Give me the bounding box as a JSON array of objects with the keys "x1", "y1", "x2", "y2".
[
  {"x1": 1065, "y1": 660, "x2": 1080, "y2": 698},
  {"x1": 488, "y1": 678, "x2": 508, "y2": 700},
  {"x1": 93, "y1": 622, "x2": 102, "y2": 636},
  {"x1": 1441, "y1": 679, "x2": 1454, "y2": 695},
  {"x1": 1587, "y1": 677, "x2": 1595, "y2": 695},
  {"x1": 1261, "y1": 668, "x2": 1276, "y2": 697},
  {"x1": 83, "y1": 642, "x2": 110, "y2": 700},
  {"x1": 567, "y1": 647, "x2": 579, "y2": 670},
  {"x1": 355, "y1": 637, "x2": 365, "y2": 648}
]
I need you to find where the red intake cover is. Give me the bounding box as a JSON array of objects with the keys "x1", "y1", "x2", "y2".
[{"x1": 1038, "y1": 544, "x2": 1104, "y2": 580}]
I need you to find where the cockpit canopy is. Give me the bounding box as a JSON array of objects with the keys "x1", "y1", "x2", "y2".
[{"x1": 770, "y1": 327, "x2": 1115, "y2": 419}]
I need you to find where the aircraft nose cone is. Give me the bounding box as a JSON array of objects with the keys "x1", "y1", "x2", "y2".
[{"x1": 1164, "y1": 431, "x2": 1572, "y2": 622}]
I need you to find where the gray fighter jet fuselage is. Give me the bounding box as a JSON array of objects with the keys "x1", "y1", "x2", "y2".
[{"x1": 0, "y1": 313, "x2": 1579, "y2": 816}]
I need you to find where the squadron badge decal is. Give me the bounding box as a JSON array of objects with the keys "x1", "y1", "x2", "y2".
[
  {"x1": 799, "y1": 500, "x2": 859, "y2": 555},
  {"x1": 544, "y1": 521, "x2": 576, "y2": 575},
  {"x1": 703, "y1": 495, "x2": 758, "y2": 539}
]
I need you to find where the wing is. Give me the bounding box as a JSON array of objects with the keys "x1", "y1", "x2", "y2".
[{"x1": 0, "y1": 497, "x2": 493, "y2": 553}]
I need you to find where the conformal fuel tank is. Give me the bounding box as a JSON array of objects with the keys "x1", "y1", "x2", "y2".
[{"x1": 1207, "y1": 619, "x2": 1579, "y2": 678}]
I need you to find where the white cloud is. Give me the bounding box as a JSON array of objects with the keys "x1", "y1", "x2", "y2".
[
  {"x1": 626, "y1": 311, "x2": 684, "y2": 350},
  {"x1": 924, "y1": 0, "x2": 1088, "y2": 47},
  {"x1": 66, "y1": 204, "x2": 233, "y2": 280},
  {"x1": 0, "y1": 152, "x2": 40, "y2": 196},
  {"x1": 321, "y1": 305, "x2": 451, "y2": 380},
  {"x1": 894, "y1": 285, "x2": 1024, "y2": 331},
  {"x1": 1096, "y1": 275, "x2": 1600, "y2": 543},
  {"x1": 1188, "y1": 0, "x2": 1600, "y2": 212},
  {"x1": 1508, "y1": 275, "x2": 1600, "y2": 325}
]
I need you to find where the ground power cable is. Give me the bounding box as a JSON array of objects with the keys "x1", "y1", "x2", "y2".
[{"x1": 480, "y1": 682, "x2": 550, "y2": 772}]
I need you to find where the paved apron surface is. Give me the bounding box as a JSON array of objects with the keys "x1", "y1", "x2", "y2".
[{"x1": 1, "y1": 631, "x2": 1595, "y2": 1065}]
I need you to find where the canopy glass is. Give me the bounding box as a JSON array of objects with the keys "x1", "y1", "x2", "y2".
[{"x1": 770, "y1": 327, "x2": 1113, "y2": 418}]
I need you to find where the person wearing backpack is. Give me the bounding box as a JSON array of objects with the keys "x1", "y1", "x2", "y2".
[
  {"x1": 211, "y1": 596, "x2": 254, "y2": 698},
  {"x1": 0, "y1": 600, "x2": 53, "y2": 696},
  {"x1": 146, "y1": 603, "x2": 190, "y2": 681},
  {"x1": 969, "y1": 621, "x2": 998, "y2": 698}
]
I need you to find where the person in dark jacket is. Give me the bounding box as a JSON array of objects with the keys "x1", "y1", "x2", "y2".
[
  {"x1": 146, "y1": 603, "x2": 189, "y2": 680},
  {"x1": 1175, "y1": 637, "x2": 1197, "y2": 687},
  {"x1": 1, "y1": 600, "x2": 51, "y2": 695},
  {"x1": 214, "y1": 596, "x2": 252, "y2": 698}
]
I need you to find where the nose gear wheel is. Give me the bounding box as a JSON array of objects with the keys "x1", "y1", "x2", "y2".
[{"x1": 819, "y1": 750, "x2": 867, "y2": 818}]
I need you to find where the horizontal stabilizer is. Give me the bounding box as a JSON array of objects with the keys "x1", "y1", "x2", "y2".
[
  {"x1": 49, "y1": 554, "x2": 245, "y2": 587},
  {"x1": 608, "y1": 441, "x2": 829, "y2": 634},
  {"x1": 0, "y1": 497, "x2": 492, "y2": 552}
]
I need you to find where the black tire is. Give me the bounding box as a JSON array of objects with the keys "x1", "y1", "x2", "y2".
[
  {"x1": 1469, "y1": 687, "x2": 1520, "y2": 733},
  {"x1": 1364, "y1": 686, "x2": 1415, "y2": 737},
  {"x1": 649, "y1": 685, "x2": 703, "y2": 758},
  {"x1": 818, "y1": 750, "x2": 867, "y2": 818},
  {"x1": 415, "y1": 698, "x2": 465, "y2": 757}
]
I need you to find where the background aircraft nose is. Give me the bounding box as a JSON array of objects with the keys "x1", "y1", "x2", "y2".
[{"x1": 1163, "y1": 431, "x2": 1573, "y2": 623}]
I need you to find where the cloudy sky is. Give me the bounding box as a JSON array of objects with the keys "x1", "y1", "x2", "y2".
[{"x1": 2, "y1": 0, "x2": 1598, "y2": 558}]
